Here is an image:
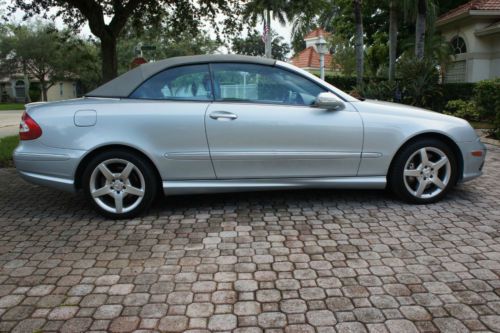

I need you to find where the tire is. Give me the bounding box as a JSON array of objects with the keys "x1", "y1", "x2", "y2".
[
  {"x1": 82, "y1": 149, "x2": 158, "y2": 219},
  {"x1": 389, "y1": 139, "x2": 458, "y2": 204}
]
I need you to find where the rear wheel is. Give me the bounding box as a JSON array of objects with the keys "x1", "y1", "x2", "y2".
[
  {"x1": 82, "y1": 150, "x2": 157, "y2": 219},
  {"x1": 390, "y1": 139, "x2": 458, "y2": 204}
]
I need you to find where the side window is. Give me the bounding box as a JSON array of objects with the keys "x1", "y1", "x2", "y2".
[
  {"x1": 130, "y1": 64, "x2": 212, "y2": 101},
  {"x1": 211, "y1": 63, "x2": 326, "y2": 106}
]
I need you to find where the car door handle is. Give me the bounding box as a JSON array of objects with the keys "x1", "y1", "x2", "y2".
[{"x1": 209, "y1": 111, "x2": 238, "y2": 120}]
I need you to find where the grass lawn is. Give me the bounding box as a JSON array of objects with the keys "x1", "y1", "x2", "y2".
[
  {"x1": 0, "y1": 135, "x2": 19, "y2": 168},
  {"x1": 0, "y1": 103, "x2": 25, "y2": 111}
]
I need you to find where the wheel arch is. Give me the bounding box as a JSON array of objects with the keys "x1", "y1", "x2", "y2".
[
  {"x1": 74, "y1": 144, "x2": 162, "y2": 191},
  {"x1": 387, "y1": 132, "x2": 464, "y2": 184}
]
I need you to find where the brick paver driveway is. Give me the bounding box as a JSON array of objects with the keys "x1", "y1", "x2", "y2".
[{"x1": 0, "y1": 145, "x2": 499, "y2": 333}]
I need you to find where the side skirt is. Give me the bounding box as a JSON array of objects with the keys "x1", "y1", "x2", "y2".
[{"x1": 162, "y1": 176, "x2": 387, "y2": 195}]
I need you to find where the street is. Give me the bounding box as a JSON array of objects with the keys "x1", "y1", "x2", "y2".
[{"x1": 0, "y1": 111, "x2": 22, "y2": 139}]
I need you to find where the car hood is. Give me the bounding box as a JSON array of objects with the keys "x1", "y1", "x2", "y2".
[
  {"x1": 353, "y1": 99, "x2": 468, "y2": 125},
  {"x1": 351, "y1": 99, "x2": 480, "y2": 143}
]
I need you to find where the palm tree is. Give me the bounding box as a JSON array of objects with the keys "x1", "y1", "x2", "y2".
[
  {"x1": 403, "y1": 0, "x2": 437, "y2": 60},
  {"x1": 289, "y1": 0, "x2": 339, "y2": 55},
  {"x1": 388, "y1": 0, "x2": 398, "y2": 81},
  {"x1": 353, "y1": 0, "x2": 364, "y2": 86},
  {"x1": 243, "y1": 0, "x2": 289, "y2": 58},
  {"x1": 415, "y1": 0, "x2": 427, "y2": 60},
  {"x1": 290, "y1": 12, "x2": 317, "y2": 54}
]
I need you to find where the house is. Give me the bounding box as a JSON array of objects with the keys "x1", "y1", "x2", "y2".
[
  {"x1": 0, "y1": 74, "x2": 78, "y2": 103},
  {"x1": 437, "y1": 0, "x2": 500, "y2": 83},
  {"x1": 290, "y1": 28, "x2": 340, "y2": 73}
]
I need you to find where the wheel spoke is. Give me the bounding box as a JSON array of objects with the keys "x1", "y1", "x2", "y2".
[
  {"x1": 404, "y1": 169, "x2": 421, "y2": 177},
  {"x1": 124, "y1": 186, "x2": 144, "y2": 197},
  {"x1": 120, "y1": 162, "x2": 134, "y2": 180},
  {"x1": 419, "y1": 148, "x2": 429, "y2": 165},
  {"x1": 114, "y1": 192, "x2": 124, "y2": 213},
  {"x1": 432, "y1": 156, "x2": 448, "y2": 171},
  {"x1": 98, "y1": 163, "x2": 114, "y2": 181},
  {"x1": 415, "y1": 180, "x2": 427, "y2": 197},
  {"x1": 92, "y1": 185, "x2": 112, "y2": 198},
  {"x1": 432, "y1": 177, "x2": 446, "y2": 189}
]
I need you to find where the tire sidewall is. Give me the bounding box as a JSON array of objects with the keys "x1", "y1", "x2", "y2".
[
  {"x1": 390, "y1": 139, "x2": 458, "y2": 204},
  {"x1": 82, "y1": 150, "x2": 157, "y2": 219}
]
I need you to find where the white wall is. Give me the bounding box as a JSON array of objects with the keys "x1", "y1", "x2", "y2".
[
  {"x1": 46, "y1": 81, "x2": 77, "y2": 101},
  {"x1": 441, "y1": 19, "x2": 500, "y2": 82}
]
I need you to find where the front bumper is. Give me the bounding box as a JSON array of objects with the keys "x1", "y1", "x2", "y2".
[
  {"x1": 13, "y1": 141, "x2": 85, "y2": 192},
  {"x1": 459, "y1": 137, "x2": 487, "y2": 182}
]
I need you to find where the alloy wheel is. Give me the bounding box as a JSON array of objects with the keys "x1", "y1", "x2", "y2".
[
  {"x1": 89, "y1": 158, "x2": 145, "y2": 214},
  {"x1": 403, "y1": 147, "x2": 451, "y2": 199}
]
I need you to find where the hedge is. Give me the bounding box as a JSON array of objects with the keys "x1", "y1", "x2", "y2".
[
  {"x1": 323, "y1": 76, "x2": 358, "y2": 92},
  {"x1": 322, "y1": 75, "x2": 500, "y2": 138},
  {"x1": 439, "y1": 83, "x2": 476, "y2": 112},
  {"x1": 322, "y1": 75, "x2": 477, "y2": 112}
]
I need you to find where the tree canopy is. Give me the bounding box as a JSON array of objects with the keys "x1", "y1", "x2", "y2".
[
  {"x1": 232, "y1": 30, "x2": 291, "y2": 61},
  {"x1": 0, "y1": 23, "x2": 99, "y2": 101},
  {"x1": 117, "y1": 25, "x2": 221, "y2": 75},
  {"x1": 8, "y1": 0, "x2": 243, "y2": 82}
]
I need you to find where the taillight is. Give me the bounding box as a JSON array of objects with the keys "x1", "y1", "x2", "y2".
[{"x1": 19, "y1": 112, "x2": 42, "y2": 140}]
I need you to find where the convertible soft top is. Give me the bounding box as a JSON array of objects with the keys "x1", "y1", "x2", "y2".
[{"x1": 86, "y1": 54, "x2": 276, "y2": 98}]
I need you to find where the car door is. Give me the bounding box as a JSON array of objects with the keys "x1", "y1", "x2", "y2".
[
  {"x1": 205, "y1": 62, "x2": 363, "y2": 179},
  {"x1": 128, "y1": 64, "x2": 216, "y2": 180}
]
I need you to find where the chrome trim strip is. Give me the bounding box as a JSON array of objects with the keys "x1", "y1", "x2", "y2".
[
  {"x1": 14, "y1": 152, "x2": 70, "y2": 161},
  {"x1": 164, "y1": 152, "x2": 210, "y2": 160},
  {"x1": 163, "y1": 176, "x2": 386, "y2": 195},
  {"x1": 361, "y1": 152, "x2": 383, "y2": 158},
  {"x1": 210, "y1": 151, "x2": 361, "y2": 160}
]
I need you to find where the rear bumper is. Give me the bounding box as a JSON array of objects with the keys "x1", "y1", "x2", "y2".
[
  {"x1": 459, "y1": 138, "x2": 487, "y2": 182},
  {"x1": 13, "y1": 141, "x2": 85, "y2": 192},
  {"x1": 17, "y1": 170, "x2": 76, "y2": 192}
]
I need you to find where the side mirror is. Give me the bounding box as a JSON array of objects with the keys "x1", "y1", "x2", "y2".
[{"x1": 313, "y1": 92, "x2": 345, "y2": 110}]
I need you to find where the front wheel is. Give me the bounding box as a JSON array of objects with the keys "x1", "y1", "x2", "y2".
[
  {"x1": 82, "y1": 150, "x2": 158, "y2": 219},
  {"x1": 390, "y1": 139, "x2": 458, "y2": 204}
]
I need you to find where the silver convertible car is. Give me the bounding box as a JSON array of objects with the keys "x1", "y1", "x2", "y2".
[{"x1": 14, "y1": 55, "x2": 486, "y2": 218}]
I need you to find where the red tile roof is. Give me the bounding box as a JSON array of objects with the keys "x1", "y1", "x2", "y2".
[
  {"x1": 290, "y1": 46, "x2": 334, "y2": 69},
  {"x1": 437, "y1": 0, "x2": 500, "y2": 23},
  {"x1": 304, "y1": 28, "x2": 330, "y2": 40}
]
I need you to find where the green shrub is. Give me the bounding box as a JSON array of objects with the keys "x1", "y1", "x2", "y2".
[
  {"x1": 0, "y1": 135, "x2": 19, "y2": 168},
  {"x1": 474, "y1": 78, "x2": 500, "y2": 138},
  {"x1": 444, "y1": 100, "x2": 480, "y2": 122},
  {"x1": 442, "y1": 83, "x2": 476, "y2": 102},
  {"x1": 359, "y1": 80, "x2": 399, "y2": 102},
  {"x1": 430, "y1": 83, "x2": 477, "y2": 112},
  {"x1": 494, "y1": 112, "x2": 500, "y2": 140},
  {"x1": 474, "y1": 78, "x2": 500, "y2": 120},
  {"x1": 397, "y1": 56, "x2": 441, "y2": 108},
  {"x1": 323, "y1": 76, "x2": 358, "y2": 92},
  {"x1": 29, "y1": 83, "x2": 41, "y2": 102}
]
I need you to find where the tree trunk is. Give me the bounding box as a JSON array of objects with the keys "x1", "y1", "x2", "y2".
[
  {"x1": 415, "y1": 0, "x2": 427, "y2": 60},
  {"x1": 23, "y1": 76, "x2": 31, "y2": 103},
  {"x1": 100, "y1": 35, "x2": 118, "y2": 83},
  {"x1": 42, "y1": 86, "x2": 48, "y2": 102},
  {"x1": 353, "y1": 0, "x2": 364, "y2": 87},
  {"x1": 388, "y1": 0, "x2": 398, "y2": 82},
  {"x1": 39, "y1": 78, "x2": 48, "y2": 102},
  {"x1": 265, "y1": 9, "x2": 272, "y2": 59},
  {"x1": 22, "y1": 62, "x2": 31, "y2": 103}
]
